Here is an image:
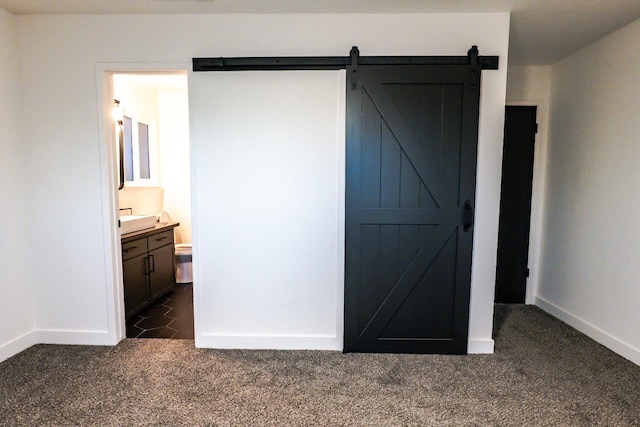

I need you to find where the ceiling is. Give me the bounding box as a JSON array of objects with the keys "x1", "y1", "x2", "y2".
[{"x1": 1, "y1": 0, "x2": 639, "y2": 65}]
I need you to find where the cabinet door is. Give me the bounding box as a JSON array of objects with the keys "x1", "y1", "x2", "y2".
[
  {"x1": 149, "y1": 244, "x2": 175, "y2": 301},
  {"x1": 123, "y1": 254, "x2": 149, "y2": 319}
]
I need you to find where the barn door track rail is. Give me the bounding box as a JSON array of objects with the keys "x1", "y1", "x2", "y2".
[{"x1": 193, "y1": 46, "x2": 499, "y2": 75}]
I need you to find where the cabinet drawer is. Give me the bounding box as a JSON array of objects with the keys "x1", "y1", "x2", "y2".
[
  {"x1": 122, "y1": 238, "x2": 148, "y2": 261},
  {"x1": 148, "y1": 229, "x2": 174, "y2": 251}
]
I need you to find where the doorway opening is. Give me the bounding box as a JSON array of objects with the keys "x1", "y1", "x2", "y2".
[
  {"x1": 111, "y1": 72, "x2": 194, "y2": 339},
  {"x1": 495, "y1": 105, "x2": 537, "y2": 304}
]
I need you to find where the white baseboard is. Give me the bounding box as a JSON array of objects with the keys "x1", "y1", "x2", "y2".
[
  {"x1": 535, "y1": 296, "x2": 640, "y2": 366},
  {"x1": 0, "y1": 330, "x2": 39, "y2": 363},
  {"x1": 0, "y1": 329, "x2": 119, "y2": 363},
  {"x1": 468, "y1": 338, "x2": 495, "y2": 354},
  {"x1": 35, "y1": 329, "x2": 117, "y2": 346},
  {"x1": 196, "y1": 334, "x2": 342, "y2": 351},
  {"x1": 197, "y1": 334, "x2": 495, "y2": 354}
]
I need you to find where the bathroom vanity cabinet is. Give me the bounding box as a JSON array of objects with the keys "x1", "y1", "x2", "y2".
[{"x1": 121, "y1": 223, "x2": 179, "y2": 319}]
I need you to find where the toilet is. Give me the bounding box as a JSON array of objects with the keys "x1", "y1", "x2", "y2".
[{"x1": 175, "y1": 243, "x2": 193, "y2": 284}]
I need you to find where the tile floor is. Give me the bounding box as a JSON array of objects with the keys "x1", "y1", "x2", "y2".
[{"x1": 126, "y1": 284, "x2": 194, "y2": 339}]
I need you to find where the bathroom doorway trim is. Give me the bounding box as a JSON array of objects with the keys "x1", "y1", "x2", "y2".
[{"x1": 96, "y1": 63, "x2": 194, "y2": 345}]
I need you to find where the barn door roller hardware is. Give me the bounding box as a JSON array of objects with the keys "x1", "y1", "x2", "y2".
[
  {"x1": 349, "y1": 46, "x2": 359, "y2": 90},
  {"x1": 192, "y1": 46, "x2": 498, "y2": 72},
  {"x1": 468, "y1": 45, "x2": 480, "y2": 90}
]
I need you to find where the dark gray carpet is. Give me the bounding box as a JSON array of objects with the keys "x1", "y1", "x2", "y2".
[{"x1": 1, "y1": 305, "x2": 639, "y2": 426}]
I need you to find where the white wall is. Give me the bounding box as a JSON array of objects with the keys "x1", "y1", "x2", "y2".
[
  {"x1": 193, "y1": 70, "x2": 345, "y2": 349},
  {"x1": 113, "y1": 75, "x2": 159, "y2": 134},
  {"x1": 539, "y1": 19, "x2": 640, "y2": 365},
  {"x1": 117, "y1": 187, "x2": 164, "y2": 217},
  {"x1": 0, "y1": 8, "x2": 36, "y2": 362},
  {"x1": 158, "y1": 86, "x2": 191, "y2": 244},
  {"x1": 505, "y1": 65, "x2": 551, "y2": 304},
  {"x1": 14, "y1": 13, "x2": 509, "y2": 355},
  {"x1": 507, "y1": 66, "x2": 551, "y2": 102}
]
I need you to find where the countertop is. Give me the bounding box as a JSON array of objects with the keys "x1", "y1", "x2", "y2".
[{"x1": 121, "y1": 222, "x2": 180, "y2": 243}]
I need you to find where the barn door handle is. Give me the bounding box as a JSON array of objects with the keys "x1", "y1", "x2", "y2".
[{"x1": 463, "y1": 200, "x2": 473, "y2": 232}]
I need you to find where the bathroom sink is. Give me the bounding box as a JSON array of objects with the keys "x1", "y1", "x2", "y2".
[{"x1": 119, "y1": 215, "x2": 157, "y2": 234}]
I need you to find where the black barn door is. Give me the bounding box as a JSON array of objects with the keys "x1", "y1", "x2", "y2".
[{"x1": 344, "y1": 64, "x2": 481, "y2": 354}]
